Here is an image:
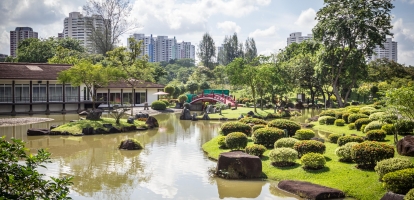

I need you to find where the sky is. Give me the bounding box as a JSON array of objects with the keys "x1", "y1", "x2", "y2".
[{"x1": 1, "y1": 0, "x2": 414, "y2": 65}]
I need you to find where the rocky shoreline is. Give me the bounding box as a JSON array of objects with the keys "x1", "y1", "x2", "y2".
[{"x1": 0, "y1": 117, "x2": 54, "y2": 127}]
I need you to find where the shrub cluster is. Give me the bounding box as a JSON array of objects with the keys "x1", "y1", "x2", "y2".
[
  {"x1": 334, "y1": 119, "x2": 345, "y2": 126},
  {"x1": 335, "y1": 142, "x2": 358, "y2": 162},
  {"x1": 293, "y1": 140, "x2": 326, "y2": 158},
  {"x1": 366, "y1": 130, "x2": 386, "y2": 141},
  {"x1": 342, "y1": 113, "x2": 351, "y2": 124},
  {"x1": 383, "y1": 168, "x2": 414, "y2": 194},
  {"x1": 335, "y1": 111, "x2": 343, "y2": 119},
  {"x1": 318, "y1": 116, "x2": 336, "y2": 125},
  {"x1": 217, "y1": 136, "x2": 227, "y2": 148},
  {"x1": 239, "y1": 117, "x2": 268, "y2": 125},
  {"x1": 319, "y1": 110, "x2": 336, "y2": 117},
  {"x1": 252, "y1": 124, "x2": 266, "y2": 132},
  {"x1": 354, "y1": 118, "x2": 372, "y2": 131},
  {"x1": 267, "y1": 119, "x2": 301, "y2": 137},
  {"x1": 245, "y1": 144, "x2": 267, "y2": 157},
  {"x1": 364, "y1": 121, "x2": 385, "y2": 133},
  {"x1": 348, "y1": 113, "x2": 369, "y2": 123},
  {"x1": 300, "y1": 153, "x2": 326, "y2": 170},
  {"x1": 160, "y1": 99, "x2": 170, "y2": 107},
  {"x1": 347, "y1": 107, "x2": 360, "y2": 113},
  {"x1": 294, "y1": 129, "x2": 315, "y2": 140},
  {"x1": 151, "y1": 100, "x2": 167, "y2": 110},
  {"x1": 395, "y1": 119, "x2": 414, "y2": 135},
  {"x1": 375, "y1": 158, "x2": 414, "y2": 180},
  {"x1": 337, "y1": 135, "x2": 364, "y2": 146},
  {"x1": 220, "y1": 122, "x2": 252, "y2": 136},
  {"x1": 252, "y1": 127, "x2": 285, "y2": 147},
  {"x1": 381, "y1": 124, "x2": 394, "y2": 135},
  {"x1": 328, "y1": 133, "x2": 343, "y2": 144},
  {"x1": 369, "y1": 112, "x2": 385, "y2": 121},
  {"x1": 361, "y1": 125, "x2": 367, "y2": 133},
  {"x1": 359, "y1": 106, "x2": 376, "y2": 116},
  {"x1": 405, "y1": 188, "x2": 414, "y2": 200},
  {"x1": 225, "y1": 132, "x2": 248, "y2": 150},
  {"x1": 269, "y1": 148, "x2": 298, "y2": 167},
  {"x1": 351, "y1": 141, "x2": 394, "y2": 169},
  {"x1": 348, "y1": 123, "x2": 355, "y2": 130},
  {"x1": 274, "y1": 138, "x2": 299, "y2": 149}
]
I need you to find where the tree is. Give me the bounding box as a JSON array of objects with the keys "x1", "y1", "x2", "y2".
[
  {"x1": 221, "y1": 33, "x2": 242, "y2": 65},
  {"x1": 83, "y1": 0, "x2": 136, "y2": 55},
  {"x1": 199, "y1": 81, "x2": 210, "y2": 91},
  {"x1": 244, "y1": 37, "x2": 257, "y2": 62},
  {"x1": 164, "y1": 85, "x2": 175, "y2": 99},
  {"x1": 197, "y1": 33, "x2": 216, "y2": 70},
  {"x1": 0, "y1": 136, "x2": 72, "y2": 199},
  {"x1": 186, "y1": 81, "x2": 199, "y2": 94},
  {"x1": 313, "y1": 0, "x2": 394, "y2": 107},
  {"x1": 386, "y1": 86, "x2": 414, "y2": 121}
]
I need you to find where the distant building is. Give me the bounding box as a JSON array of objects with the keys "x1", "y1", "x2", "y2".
[
  {"x1": 0, "y1": 54, "x2": 7, "y2": 59},
  {"x1": 10, "y1": 27, "x2": 38, "y2": 57},
  {"x1": 368, "y1": 38, "x2": 398, "y2": 62},
  {"x1": 287, "y1": 32, "x2": 312, "y2": 45},
  {"x1": 176, "y1": 41, "x2": 195, "y2": 60},
  {"x1": 58, "y1": 33, "x2": 64, "y2": 38}
]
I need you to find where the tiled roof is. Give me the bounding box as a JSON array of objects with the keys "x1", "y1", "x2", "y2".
[
  {"x1": 104, "y1": 80, "x2": 165, "y2": 88},
  {"x1": 0, "y1": 62, "x2": 71, "y2": 80}
]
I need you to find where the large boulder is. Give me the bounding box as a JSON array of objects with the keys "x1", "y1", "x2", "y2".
[
  {"x1": 278, "y1": 180, "x2": 345, "y2": 200},
  {"x1": 145, "y1": 116, "x2": 159, "y2": 128},
  {"x1": 127, "y1": 117, "x2": 135, "y2": 124},
  {"x1": 202, "y1": 113, "x2": 210, "y2": 120},
  {"x1": 82, "y1": 127, "x2": 94, "y2": 135},
  {"x1": 86, "y1": 109, "x2": 103, "y2": 120},
  {"x1": 108, "y1": 127, "x2": 121, "y2": 133},
  {"x1": 78, "y1": 110, "x2": 88, "y2": 115},
  {"x1": 397, "y1": 135, "x2": 414, "y2": 156},
  {"x1": 119, "y1": 139, "x2": 143, "y2": 150},
  {"x1": 380, "y1": 192, "x2": 404, "y2": 200},
  {"x1": 135, "y1": 112, "x2": 149, "y2": 119},
  {"x1": 27, "y1": 128, "x2": 50, "y2": 136},
  {"x1": 216, "y1": 151, "x2": 262, "y2": 179},
  {"x1": 180, "y1": 108, "x2": 192, "y2": 120},
  {"x1": 295, "y1": 102, "x2": 304, "y2": 109}
]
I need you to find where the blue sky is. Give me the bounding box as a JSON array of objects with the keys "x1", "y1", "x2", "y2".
[{"x1": 1, "y1": 0, "x2": 413, "y2": 65}]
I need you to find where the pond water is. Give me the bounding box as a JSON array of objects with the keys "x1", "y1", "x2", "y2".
[{"x1": 0, "y1": 109, "x2": 323, "y2": 200}]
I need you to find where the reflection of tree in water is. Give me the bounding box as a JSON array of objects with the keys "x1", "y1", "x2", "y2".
[{"x1": 268, "y1": 183, "x2": 296, "y2": 198}]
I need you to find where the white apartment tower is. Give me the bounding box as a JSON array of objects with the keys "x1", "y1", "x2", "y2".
[
  {"x1": 10, "y1": 27, "x2": 38, "y2": 57},
  {"x1": 130, "y1": 33, "x2": 155, "y2": 62},
  {"x1": 369, "y1": 38, "x2": 398, "y2": 62},
  {"x1": 287, "y1": 32, "x2": 313, "y2": 45}
]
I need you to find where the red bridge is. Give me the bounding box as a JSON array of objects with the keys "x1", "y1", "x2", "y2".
[{"x1": 189, "y1": 93, "x2": 236, "y2": 106}]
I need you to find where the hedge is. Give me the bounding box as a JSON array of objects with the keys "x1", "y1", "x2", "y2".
[
  {"x1": 225, "y1": 132, "x2": 248, "y2": 150},
  {"x1": 220, "y1": 122, "x2": 252, "y2": 136},
  {"x1": 383, "y1": 168, "x2": 414, "y2": 194},
  {"x1": 245, "y1": 144, "x2": 267, "y2": 157},
  {"x1": 301, "y1": 153, "x2": 326, "y2": 170},
  {"x1": 274, "y1": 138, "x2": 299, "y2": 149},
  {"x1": 293, "y1": 140, "x2": 326, "y2": 158},
  {"x1": 375, "y1": 158, "x2": 414, "y2": 180},
  {"x1": 294, "y1": 129, "x2": 315, "y2": 140},
  {"x1": 252, "y1": 127, "x2": 285, "y2": 147},
  {"x1": 337, "y1": 135, "x2": 364, "y2": 146},
  {"x1": 267, "y1": 119, "x2": 301, "y2": 137},
  {"x1": 348, "y1": 113, "x2": 369, "y2": 123},
  {"x1": 351, "y1": 141, "x2": 394, "y2": 169}
]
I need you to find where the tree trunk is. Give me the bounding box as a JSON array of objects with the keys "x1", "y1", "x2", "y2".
[
  {"x1": 131, "y1": 87, "x2": 135, "y2": 116},
  {"x1": 332, "y1": 83, "x2": 344, "y2": 107},
  {"x1": 251, "y1": 85, "x2": 257, "y2": 113}
]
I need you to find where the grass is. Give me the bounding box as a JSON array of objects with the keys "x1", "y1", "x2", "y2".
[
  {"x1": 52, "y1": 118, "x2": 146, "y2": 135},
  {"x1": 202, "y1": 123, "x2": 414, "y2": 200}
]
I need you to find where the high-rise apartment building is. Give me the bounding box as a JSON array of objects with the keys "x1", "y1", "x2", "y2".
[
  {"x1": 130, "y1": 34, "x2": 156, "y2": 62},
  {"x1": 287, "y1": 32, "x2": 312, "y2": 45},
  {"x1": 10, "y1": 27, "x2": 38, "y2": 57},
  {"x1": 368, "y1": 38, "x2": 398, "y2": 62},
  {"x1": 176, "y1": 41, "x2": 195, "y2": 60}
]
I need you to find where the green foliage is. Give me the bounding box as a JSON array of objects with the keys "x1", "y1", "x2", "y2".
[
  {"x1": 294, "y1": 129, "x2": 316, "y2": 140},
  {"x1": 269, "y1": 148, "x2": 298, "y2": 166},
  {"x1": 351, "y1": 141, "x2": 394, "y2": 169},
  {"x1": 347, "y1": 107, "x2": 360, "y2": 114},
  {"x1": 348, "y1": 114, "x2": 369, "y2": 123},
  {"x1": 239, "y1": 117, "x2": 268, "y2": 125},
  {"x1": 386, "y1": 86, "x2": 414, "y2": 121},
  {"x1": 364, "y1": 121, "x2": 385, "y2": 133},
  {"x1": 335, "y1": 111, "x2": 343, "y2": 119},
  {"x1": 383, "y1": 168, "x2": 414, "y2": 194},
  {"x1": 274, "y1": 138, "x2": 299, "y2": 149},
  {"x1": 328, "y1": 133, "x2": 343, "y2": 143},
  {"x1": 359, "y1": 106, "x2": 376, "y2": 116},
  {"x1": 0, "y1": 136, "x2": 73, "y2": 199},
  {"x1": 186, "y1": 81, "x2": 199, "y2": 94},
  {"x1": 220, "y1": 122, "x2": 252, "y2": 136},
  {"x1": 160, "y1": 99, "x2": 170, "y2": 107},
  {"x1": 334, "y1": 119, "x2": 345, "y2": 126},
  {"x1": 382, "y1": 124, "x2": 394, "y2": 135},
  {"x1": 342, "y1": 113, "x2": 351, "y2": 123},
  {"x1": 319, "y1": 110, "x2": 336, "y2": 117},
  {"x1": 252, "y1": 124, "x2": 266, "y2": 132},
  {"x1": 318, "y1": 116, "x2": 336, "y2": 125},
  {"x1": 337, "y1": 135, "x2": 364, "y2": 146},
  {"x1": 300, "y1": 153, "x2": 326, "y2": 170},
  {"x1": 405, "y1": 188, "x2": 414, "y2": 200},
  {"x1": 217, "y1": 136, "x2": 227, "y2": 149},
  {"x1": 245, "y1": 144, "x2": 267, "y2": 157},
  {"x1": 361, "y1": 125, "x2": 367, "y2": 133},
  {"x1": 151, "y1": 100, "x2": 167, "y2": 110},
  {"x1": 395, "y1": 119, "x2": 414, "y2": 135},
  {"x1": 293, "y1": 140, "x2": 326, "y2": 158},
  {"x1": 178, "y1": 95, "x2": 188, "y2": 103},
  {"x1": 335, "y1": 142, "x2": 359, "y2": 162},
  {"x1": 225, "y1": 132, "x2": 248, "y2": 150},
  {"x1": 354, "y1": 118, "x2": 372, "y2": 131},
  {"x1": 348, "y1": 123, "x2": 356, "y2": 130},
  {"x1": 197, "y1": 32, "x2": 216, "y2": 70},
  {"x1": 375, "y1": 158, "x2": 414, "y2": 181},
  {"x1": 252, "y1": 127, "x2": 285, "y2": 147},
  {"x1": 164, "y1": 85, "x2": 175, "y2": 97},
  {"x1": 267, "y1": 119, "x2": 301, "y2": 137},
  {"x1": 369, "y1": 112, "x2": 398, "y2": 123}
]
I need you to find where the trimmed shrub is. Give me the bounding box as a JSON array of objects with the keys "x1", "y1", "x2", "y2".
[
  {"x1": 151, "y1": 100, "x2": 167, "y2": 110},
  {"x1": 382, "y1": 124, "x2": 394, "y2": 135},
  {"x1": 405, "y1": 188, "x2": 414, "y2": 200},
  {"x1": 220, "y1": 122, "x2": 251, "y2": 136},
  {"x1": 369, "y1": 112, "x2": 385, "y2": 121},
  {"x1": 375, "y1": 158, "x2": 414, "y2": 180},
  {"x1": 252, "y1": 124, "x2": 266, "y2": 132},
  {"x1": 342, "y1": 113, "x2": 351, "y2": 124},
  {"x1": 351, "y1": 141, "x2": 394, "y2": 169},
  {"x1": 239, "y1": 117, "x2": 268, "y2": 125},
  {"x1": 328, "y1": 133, "x2": 343, "y2": 143},
  {"x1": 178, "y1": 94, "x2": 188, "y2": 103},
  {"x1": 267, "y1": 119, "x2": 301, "y2": 137},
  {"x1": 359, "y1": 106, "x2": 376, "y2": 116},
  {"x1": 383, "y1": 168, "x2": 414, "y2": 194},
  {"x1": 252, "y1": 127, "x2": 285, "y2": 147},
  {"x1": 301, "y1": 153, "x2": 326, "y2": 170},
  {"x1": 347, "y1": 107, "x2": 360, "y2": 113},
  {"x1": 245, "y1": 144, "x2": 267, "y2": 157},
  {"x1": 217, "y1": 136, "x2": 227, "y2": 148},
  {"x1": 274, "y1": 138, "x2": 299, "y2": 149},
  {"x1": 334, "y1": 119, "x2": 345, "y2": 126},
  {"x1": 348, "y1": 113, "x2": 369, "y2": 123},
  {"x1": 319, "y1": 110, "x2": 336, "y2": 117},
  {"x1": 348, "y1": 123, "x2": 355, "y2": 130},
  {"x1": 361, "y1": 125, "x2": 367, "y2": 133},
  {"x1": 335, "y1": 142, "x2": 359, "y2": 162},
  {"x1": 160, "y1": 99, "x2": 170, "y2": 107},
  {"x1": 395, "y1": 119, "x2": 414, "y2": 135},
  {"x1": 294, "y1": 129, "x2": 315, "y2": 140},
  {"x1": 293, "y1": 140, "x2": 326, "y2": 158},
  {"x1": 366, "y1": 129, "x2": 386, "y2": 141},
  {"x1": 337, "y1": 135, "x2": 364, "y2": 146},
  {"x1": 335, "y1": 111, "x2": 343, "y2": 120},
  {"x1": 364, "y1": 121, "x2": 385, "y2": 133},
  {"x1": 318, "y1": 116, "x2": 336, "y2": 125},
  {"x1": 269, "y1": 148, "x2": 298, "y2": 167},
  {"x1": 354, "y1": 118, "x2": 372, "y2": 131},
  {"x1": 225, "y1": 132, "x2": 248, "y2": 150}
]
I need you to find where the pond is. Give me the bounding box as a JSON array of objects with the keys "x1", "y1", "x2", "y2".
[{"x1": 0, "y1": 109, "x2": 323, "y2": 199}]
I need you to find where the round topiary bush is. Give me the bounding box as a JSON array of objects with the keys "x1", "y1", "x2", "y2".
[
  {"x1": 361, "y1": 125, "x2": 367, "y2": 133},
  {"x1": 252, "y1": 124, "x2": 266, "y2": 132},
  {"x1": 342, "y1": 113, "x2": 351, "y2": 124},
  {"x1": 334, "y1": 119, "x2": 345, "y2": 126},
  {"x1": 319, "y1": 110, "x2": 336, "y2": 117},
  {"x1": 395, "y1": 119, "x2": 414, "y2": 135},
  {"x1": 383, "y1": 168, "x2": 414, "y2": 195},
  {"x1": 151, "y1": 100, "x2": 167, "y2": 110},
  {"x1": 217, "y1": 135, "x2": 227, "y2": 148},
  {"x1": 267, "y1": 119, "x2": 301, "y2": 137},
  {"x1": 318, "y1": 116, "x2": 336, "y2": 125},
  {"x1": 405, "y1": 188, "x2": 414, "y2": 200},
  {"x1": 366, "y1": 129, "x2": 386, "y2": 141},
  {"x1": 220, "y1": 122, "x2": 252, "y2": 136},
  {"x1": 335, "y1": 111, "x2": 343, "y2": 120},
  {"x1": 160, "y1": 99, "x2": 169, "y2": 107},
  {"x1": 274, "y1": 138, "x2": 299, "y2": 149},
  {"x1": 359, "y1": 106, "x2": 376, "y2": 116},
  {"x1": 245, "y1": 144, "x2": 267, "y2": 157},
  {"x1": 375, "y1": 158, "x2": 414, "y2": 181},
  {"x1": 225, "y1": 132, "x2": 248, "y2": 150},
  {"x1": 348, "y1": 123, "x2": 356, "y2": 130},
  {"x1": 381, "y1": 124, "x2": 395, "y2": 135},
  {"x1": 300, "y1": 153, "x2": 326, "y2": 170},
  {"x1": 328, "y1": 133, "x2": 343, "y2": 143},
  {"x1": 354, "y1": 118, "x2": 372, "y2": 131},
  {"x1": 239, "y1": 117, "x2": 268, "y2": 125},
  {"x1": 337, "y1": 135, "x2": 364, "y2": 146},
  {"x1": 369, "y1": 112, "x2": 385, "y2": 121},
  {"x1": 269, "y1": 147, "x2": 298, "y2": 167},
  {"x1": 348, "y1": 113, "x2": 369, "y2": 123},
  {"x1": 178, "y1": 94, "x2": 188, "y2": 103},
  {"x1": 347, "y1": 107, "x2": 360, "y2": 114},
  {"x1": 351, "y1": 141, "x2": 395, "y2": 169},
  {"x1": 293, "y1": 140, "x2": 326, "y2": 158},
  {"x1": 335, "y1": 142, "x2": 359, "y2": 162},
  {"x1": 364, "y1": 121, "x2": 385, "y2": 133},
  {"x1": 294, "y1": 129, "x2": 315, "y2": 140},
  {"x1": 252, "y1": 127, "x2": 285, "y2": 147}
]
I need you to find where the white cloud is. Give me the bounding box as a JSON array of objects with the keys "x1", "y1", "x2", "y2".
[
  {"x1": 392, "y1": 18, "x2": 414, "y2": 65},
  {"x1": 401, "y1": 0, "x2": 414, "y2": 4},
  {"x1": 294, "y1": 8, "x2": 317, "y2": 32},
  {"x1": 216, "y1": 21, "x2": 241, "y2": 34},
  {"x1": 249, "y1": 26, "x2": 278, "y2": 38},
  {"x1": 393, "y1": 18, "x2": 414, "y2": 42}
]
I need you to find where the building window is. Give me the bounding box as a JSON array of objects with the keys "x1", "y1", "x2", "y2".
[
  {"x1": 0, "y1": 84, "x2": 12, "y2": 103},
  {"x1": 122, "y1": 93, "x2": 132, "y2": 104},
  {"x1": 33, "y1": 84, "x2": 47, "y2": 102},
  {"x1": 97, "y1": 93, "x2": 107, "y2": 102},
  {"x1": 109, "y1": 93, "x2": 121, "y2": 104},
  {"x1": 49, "y1": 84, "x2": 63, "y2": 102},
  {"x1": 65, "y1": 86, "x2": 79, "y2": 102},
  {"x1": 15, "y1": 84, "x2": 30, "y2": 102},
  {"x1": 136, "y1": 92, "x2": 146, "y2": 104}
]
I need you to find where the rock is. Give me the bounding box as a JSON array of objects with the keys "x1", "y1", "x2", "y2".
[
  {"x1": 82, "y1": 127, "x2": 94, "y2": 135},
  {"x1": 119, "y1": 139, "x2": 143, "y2": 150},
  {"x1": 94, "y1": 128, "x2": 107, "y2": 134},
  {"x1": 135, "y1": 112, "x2": 149, "y2": 119},
  {"x1": 103, "y1": 124, "x2": 113, "y2": 128},
  {"x1": 86, "y1": 109, "x2": 103, "y2": 120},
  {"x1": 70, "y1": 120, "x2": 77, "y2": 122},
  {"x1": 127, "y1": 117, "x2": 135, "y2": 124},
  {"x1": 191, "y1": 113, "x2": 198, "y2": 121},
  {"x1": 27, "y1": 128, "x2": 50, "y2": 136},
  {"x1": 237, "y1": 114, "x2": 244, "y2": 120},
  {"x1": 50, "y1": 125, "x2": 59, "y2": 130},
  {"x1": 311, "y1": 137, "x2": 325, "y2": 143},
  {"x1": 121, "y1": 126, "x2": 137, "y2": 132},
  {"x1": 50, "y1": 130, "x2": 62, "y2": 135},
  {"x1": 108, "y1": 127, "x2": 121, "y2": 133},
  {"x1": 247, "y1": 111, "x2": 255, "y2": 116},
  {"x1": 146, "y1": 116, "x2": 159, "y2": 128},
  {"x1": 295, "y1": 102, "x2": 304, "y2": 109},
  {"x1": 202, "y1": 113, "x2": 210, "y2": 120},
  {"x1": 216, "y1": 151, "x2": 262, "y2": 179},
  {"x1": 301, "y1": 123, "x2": 315, "y2": 128},
  {"x1": 78, "y1": 110, "x2": 88, "y2": 115},
  {"x1": 286, "y1": 102, "x2": 295, "y2": 108},
  {"x1": 175, "y1": 102, "x2": 181, "y2": 108},
  {"x1": 380, "y1": 192, "x2": 405, "y2": 200},
  {"x1": 397, "y1": 135, "x2": 414, "y2": 156},
  {"x1": 219, "y1": 118, "x2": 228, "y2": 121},
  {"x1": 180, "y1": 108, "x2": 192, "y2": 120},
  {"x1": 278, "y1": 180, "x2": 345, "y2": 200}
]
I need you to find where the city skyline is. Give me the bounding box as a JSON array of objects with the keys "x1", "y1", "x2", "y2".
[{"x1": 0, "y1": 0, "x2": 413, "y2": 64}]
